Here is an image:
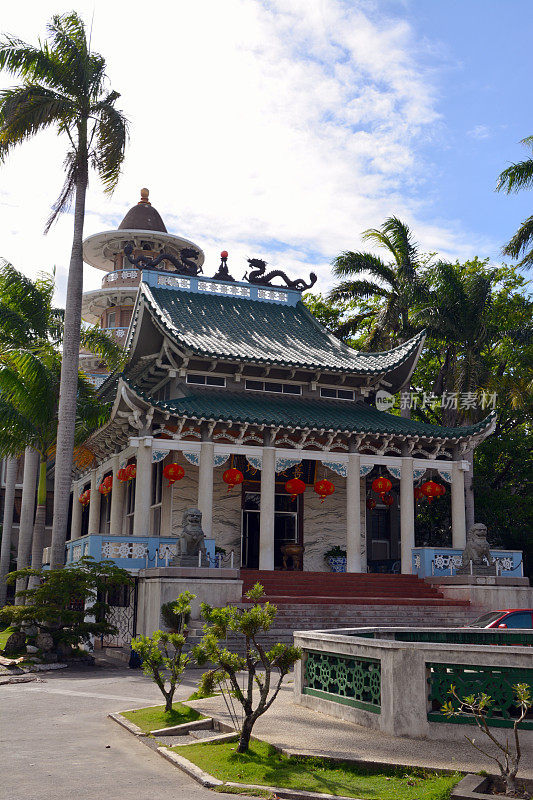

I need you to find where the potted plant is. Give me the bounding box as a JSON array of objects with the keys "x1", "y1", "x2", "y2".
[{"x1": 324, "y1": 545, "x2": 347, "y2": 572}]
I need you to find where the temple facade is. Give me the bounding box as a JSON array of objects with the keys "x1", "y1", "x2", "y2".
[{"x1": 64, "y1": 190, "x2": 497, "y2": 578}]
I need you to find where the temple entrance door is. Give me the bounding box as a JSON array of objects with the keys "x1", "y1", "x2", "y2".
[{"x1": 241, "y1": 490, "x2": 302, "y2": 569}]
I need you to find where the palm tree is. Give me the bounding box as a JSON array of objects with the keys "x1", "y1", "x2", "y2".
[
  {"x1": 0, "y1": 347, "x2": 108, "y2": 596},
  {"x1": 497, "y1": 136, "x2": 533, "y2": 268},
  {"x1": 329, "y1": 216, "x2": 426, "y2": 348},
  {"x1": 0, "y1": 12, "x2": 128, "y2": 568},
  {"x1": 414, "y1": 261, "x2": 498, "y2": 528},
  {"x1": 0, "y1": 261, "x2": 122, "y2": 601}
]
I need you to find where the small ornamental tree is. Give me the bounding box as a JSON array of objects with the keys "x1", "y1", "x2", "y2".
[
  {"x1": 6, "y1": 557, "x2": 132, "y2": 651},
  {"x1": 131, "y1": 591, "x2": 195, "y2": 712},
  {"x1": 193, "y1": 583, "x2": 301, "y2": 753},
  {"x1": 443, "y1": 683, "x2": 532, "y2": 797},
  {"x1": 160, "y1": 590, "x2": 194, "y2": 633}
]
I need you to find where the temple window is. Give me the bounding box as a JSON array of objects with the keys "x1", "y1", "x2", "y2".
[
  {"x1": 320, "y1": 388, "x2": 355, "y2": 401},
  {"x1": 186, "y1": 374, "x2": 226, "y2": 387},
  {"x1": 245, "y1": 380, "x2": 301, "y2": 395}
]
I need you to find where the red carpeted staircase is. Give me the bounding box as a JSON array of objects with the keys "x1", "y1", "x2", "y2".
[{"x1": 240, "y1": 569, "x2": 469, "y2": 607}]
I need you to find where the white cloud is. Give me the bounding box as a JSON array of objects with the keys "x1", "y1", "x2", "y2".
[
  {"x1": 467, "y1": 124, "x2": 491, "y2": 140},
  {"x1": 0, "y1": 0, "x2": 497, "y2": 304}
]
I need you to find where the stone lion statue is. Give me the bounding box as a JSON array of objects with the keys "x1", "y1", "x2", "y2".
[
  {"x1": 461, "y1": 523, "x2": 494, "y2": 568},
  {"x1": 178, "y1": 507, "x2": 207, "y2": 557}
]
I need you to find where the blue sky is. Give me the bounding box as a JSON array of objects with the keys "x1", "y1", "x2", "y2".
[{"x1": 0, "y1": 0, "x2": 532, "y2": 300}]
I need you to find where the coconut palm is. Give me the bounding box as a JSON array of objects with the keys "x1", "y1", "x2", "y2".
[
  {"x1": 0, "y1": 347, "x2": 108, "y2": 596},
  {"x1": 497, "y1": 136, "x2": 533, "y2": 269},
  {"x1": 328, "y1": 216, "x2": 427, "y2": 348},
  {"x1": 0, "y1": 12, "x2": 128, "y2": 568}
]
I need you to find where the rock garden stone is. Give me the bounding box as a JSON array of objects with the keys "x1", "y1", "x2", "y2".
[
  {"x1": 35, "y1": 632, "x2": 54, "y2": 652},
  {"x1": 3, "y1": 630, "x2": 26, "y2": 655},
  {"x1": 26, "y1": 645, "x2": 39, "y2": 654}
]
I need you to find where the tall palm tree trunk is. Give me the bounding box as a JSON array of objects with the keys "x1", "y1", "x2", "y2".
[
  {"x1": 0, "y1": 457, "x2": 18, "y2": 606},
  {"x1": 15, "y1": 447, "x2": 39, "y2": 603},
  {"x1": 50, "y1": 147, "x2": 88, "y2": 570},
  {"x1": 28, "y1": 458, "x2": 48, "y2": 589}
]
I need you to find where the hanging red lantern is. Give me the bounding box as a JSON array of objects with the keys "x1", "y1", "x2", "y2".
[
  {"x1": 222, "y1": 467, "x2": 244, "y2": 492},
  {"x1": 314, "y1": 478, "x2": 335, "y2": 503},
  {"x1": 366, "y1": 497, "x2": 376, "y2": 510},
  {"x1": 163, "y1": 463, "x2": 185, "y2": 487},
  {"x1": 414, "y1": 486, "x2": 424, "y2": 502},
  {"x1": 117, "y1": 467, "x2": 128, "y2": 482},
  {"x1": 382, "y1": 493, "x2": 394, "y2": 507},
  {"x1": 79, "y1": 489, "x2": 90, "y2": 506},
  {"x1": 421, "y1": 480, "x2": 443, "y2": 504},
  {"x1": 434, "y1": 483, "x2": 446, "y2": 498},
  {"x1": 285, "y1": 478, "x2": 306, "y2": 501},
  {"x1": 372, "y1": 476, "x2": 392, "y2": 501},
  {"x1": 125, "y1": 463, "x2": 136, "y2": 481},
  {"x1": 98, "y1": 475, "x2": 113, "y2": 496}
]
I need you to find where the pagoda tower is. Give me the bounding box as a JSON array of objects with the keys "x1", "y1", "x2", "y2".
[{"x1": 80, "y1": 189, "x2": 204, "y2": 385}]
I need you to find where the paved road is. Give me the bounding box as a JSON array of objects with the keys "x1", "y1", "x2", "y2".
[{"x1": 1, "y1": 663, "x2": 252, "y2": 800}]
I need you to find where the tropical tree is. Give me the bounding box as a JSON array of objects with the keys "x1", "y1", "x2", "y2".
[
  {"x1": 0, "y1": 12, "x2": 128, "y2": 568},
  {"x1": 0, "y1": 262, "x2": 122, "y2": 602},
  {"x1": 328, "y1": 217, "x2": 427, "y2": 348},
  {"x1": 0, "y1": 346, "x2": 108, "y2": 597},
  {"x1": 497, "y1": 136, "x2": 533, "y2": 268}
]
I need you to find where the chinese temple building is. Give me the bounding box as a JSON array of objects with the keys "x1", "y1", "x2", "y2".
[{"x1": 68, "y1": 190, "x2": 499, "y2": 579}]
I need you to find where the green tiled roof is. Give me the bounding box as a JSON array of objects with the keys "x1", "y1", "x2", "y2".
[
  {"x1": 142, "y1": 283, "x2": 425, "y2": 375},
  {"x1": 150, "y1": 388, "x2": 495, "y2": 441}
]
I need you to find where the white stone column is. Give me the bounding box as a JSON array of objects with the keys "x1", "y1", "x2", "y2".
[
  {"x1": 109, "y1": 455, "x2": 126, "y2": 536},
  {"x1": 87, "y1": 470, "x2": 101, "y2": 536},
  {"x1": 70, "y1": 480, "x2": 83, "y2": 540},
  {"x1": 133, "y1": 438, "x2": 153, "y2": 536},
  {"x1": 451, "y1": 460, "x2": 467, "y2": 549},
  {"x1": 259, "y1": 446, "x2": 276, "y2": 570},
  {"x1": 198, "y1": 441, "x2": 214, "y2": 539},
  {"x1": 346, "y1": 453, "x2": 362, "y2": 572},
  {"x1": 0, "y1": 457, "x2": 18, "y2": 606},
  {"x1": 400, "y1": 457, "x2": 415, "y2": 574}
]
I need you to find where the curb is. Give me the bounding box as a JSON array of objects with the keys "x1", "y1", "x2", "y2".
[
  {"x1": 157, "y1": 747, "x2": 223, "y2": 787},
  {"x1": 281, "y1": 747, "x2": 461, "y2": 776},
  {"x1": 108, "y1": 712, "x2": 145, "y2": 736}
]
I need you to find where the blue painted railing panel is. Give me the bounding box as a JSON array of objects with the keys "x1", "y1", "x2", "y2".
[
  {"x1": 412, "y1": 547, "x2": 523, "y2": 578},
  {"x1": 64, "y1": 534, "x2": 216, "y2": 571}
]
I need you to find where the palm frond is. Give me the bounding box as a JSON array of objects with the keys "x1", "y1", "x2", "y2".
[
  {"x1": 91, "y1": 98, "x2": 129, "y2": 192},
  {"x1": 331, "y1": 251, "x2": 396, "y2": 286},
  {"x1": 0, "y1": 84, "x2": 74, "y2": 163},
  {"x1": 328, "y1": 279, "x2": 391, "y2": 304},
  {"x1": 380, "y1": 216, "x2": 420, "y2": 280},
  {"x1": 502, "y1": 215, "x2": 533, "y2": 268},
  {"x1": 45, "y1": 148, "x2": 77, "y2": 232},
  {"x1": 333, "y1": 312, "x2": 374, "y2": 340},
  {"x1": 78, "y1": 326, "x2": 125, "y2": 370},
  {"x1": 0, "y1": 36, "x2": 71, "y2": 92},
  {"x1": 496, "y1": 158, "x2": 533, "y2": 194}
]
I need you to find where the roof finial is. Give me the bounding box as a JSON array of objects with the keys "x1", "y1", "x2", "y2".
[{"x1": 139, "y1": 187, "x2": 150, "y2": 205}]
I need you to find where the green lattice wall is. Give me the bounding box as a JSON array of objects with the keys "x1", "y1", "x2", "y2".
[
  {"x1": 427, "y1": 663, "x2": 533, "y2": 729},
  {"x1": 303, "y1": 650, "x2": 381, "y2": 713}
]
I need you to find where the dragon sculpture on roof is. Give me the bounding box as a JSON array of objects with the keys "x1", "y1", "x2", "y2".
[
  {"x1": 244, "y1": 258, "x2": 317, "y2": 290},
  {"x1": 123, "y1": 243, "x2": 202, "y2": 276}
]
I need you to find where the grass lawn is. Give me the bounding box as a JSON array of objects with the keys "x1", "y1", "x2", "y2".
[
  {"x1": 0, "y1": 626, "x2": 15, "y2": 651},
  {"x1": 121, "y1": 703, "x2": 204, "y2": 733},
  {"x1": 174, "y1": 739, "x2": 463, "y2": 800}
]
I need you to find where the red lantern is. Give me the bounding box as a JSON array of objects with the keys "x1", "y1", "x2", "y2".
[
  {"x1": 421, "y1": 480, "x2": 442, "y2": 504},
  {"x1": 125, "y1": 463, "x2": 136, "y2": 481},
  {"x1": 163, "y1": 463, "x2": 185, "y2": 487},
  {"x1": 222, "y1": 467, "x2": 244, "y2": 492},
  {"x1": 366, "y1": 497, "x2": 376, "y2": 510},
  {"x1": 117, "y1": 467, "x2": 128, "y2": 482},
  {"x1": 372, "y1": 476, "x2": 392, "y2": 501},
  {"x1": 434, "y1": 483, "x2": 446, "y2": 498},
  {"x1": 414, "y1": 486, "x2": 424, "y2": 502},
  {"x1": 98, "y1": 475, "x2": 113, "y2": 496},
  {"x1": 285, "y1": 478, "x2": 306, "y2": 501},
  {"x1": 314, "y1": 478, "x2": 335, "y2": 503},
  {"x1": 79, "y1": 489, "x2": 90, "y2": 507},
  {"x1": 382, "y1": 493, "x2": 394, "y2": 507}
]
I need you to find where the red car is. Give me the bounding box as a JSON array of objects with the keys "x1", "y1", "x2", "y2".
[{"x1": 466, "y1": 609, "x2": 533, "y2": 629}]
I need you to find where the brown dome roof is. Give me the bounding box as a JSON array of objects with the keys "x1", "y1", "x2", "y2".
[{"x1": 118, "y1": 188, "x2": 167, "y2": 232}]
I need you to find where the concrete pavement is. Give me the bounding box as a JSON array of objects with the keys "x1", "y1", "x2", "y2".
[{"x1": 0, "y1": 663, "x2": 254, "y2": 800}]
